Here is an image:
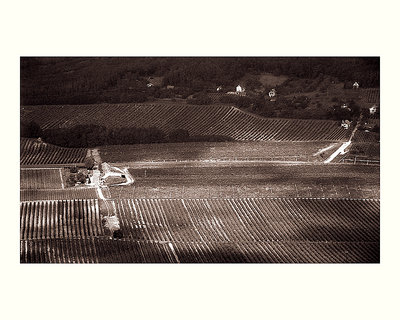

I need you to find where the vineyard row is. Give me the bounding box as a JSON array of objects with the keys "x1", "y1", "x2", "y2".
[
  {"x1": 20, "y1": 199, "x2": 103, "y2": 240},
  {"x1": 20, "y1": 138, "x2": 87, "y2": 165},
  {"x1": 20, "y1": 238, "x2": 379, "y2": 263},
  {"x1": 21, "y1": 104, "x2": 351, "y2": 141}
]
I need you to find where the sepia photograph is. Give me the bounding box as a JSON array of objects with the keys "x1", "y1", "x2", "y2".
[
  {"x1": 20, "y1": 57, "x2": 380, "y2": 263},
  {"x1": 4, "y1": 1, "x2": 399, "y2": 319}
]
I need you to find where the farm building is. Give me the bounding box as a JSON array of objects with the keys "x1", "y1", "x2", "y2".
[
  {"x1": 341, "y1": 119, "x2": 351, "y2": 129},
  {"x1": 216, "y1": 85, "x2": 223, "y2": 92},
  {"x1": 353, "y1": 81, "x2": 360, "y2": 89}
]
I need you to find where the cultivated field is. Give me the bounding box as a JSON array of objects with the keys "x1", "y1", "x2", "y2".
[
  {"x1": 21, "y1": 103, "x2": 351, "y2": 141},
  {"x1": 352, "y1": 130, "x2": 380, "y2": 143},
  {"x1": 20, "y1": 197, "x2": 379, "y2": 263},
  {"x1": 107, "y1": 162, "x2": 380, "y2": 199},
  {"x1": 20, "y1": 103, "x2": 380, "y2": 263},
  {"x1": 20, "y1": 138, "x2": 87, "y2": 165},
  {"x1": 20, "y1": 199, "x2": 103, "y2": 240},
  {"x1": 20, "y1": 187, "x2": 98, "y2": 201},
  {"x1": 101, "y1": 141, "x2": 339, "y2": 163},
  {"x1": 20, "y1": 168, "x2": 64, "y2": 189}
]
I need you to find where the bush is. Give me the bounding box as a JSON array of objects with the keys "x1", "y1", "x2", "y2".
[
  {"x1": 188, "y1": 91, "x2": 212, "y2": 105},
  {"x1": 70, "y1": 166, "x2": 78, "y2": 173},
  {"x1": 219, "y1": 95, "x2": 239, "y2": 104}
]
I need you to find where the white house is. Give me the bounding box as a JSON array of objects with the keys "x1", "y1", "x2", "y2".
[
  {"x1": 235, "y1": 84, "x2": 246, "y2": 96},
  {"x1": 353, "y1": 82, "x2": 360, "y2": 89},
  {"x1": 369, "y1": 105, "x2": 378, "y2": 114},
  {"x1": 268, "y1": 89, "x2": 276, "y2": 98}
]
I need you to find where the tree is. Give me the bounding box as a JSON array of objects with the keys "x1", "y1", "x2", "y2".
[
  {"x1": 20, "y1": 120, "x2": 42, "y2": 138},
  {"x1": 67, "y1": 173, "x2": 77, "y2": 186},
  {"x1": 245, "y1": 78, "x2": 262, "y2": 91},
  {"x1": 77, "y1": 172, "x2": 86, "y2": 184},
  {"x1": 113, "y1": 230, "x2": 123, "y2": 239},
  {"x1": 168, "y1": 129, "x2": 190, "y2": 142},
  {"x1": 85, "y1": 156, "x2": 95, "y2": 170},
  {"x1": 188, "y1": 91, "x2": 212, "y2": 105}
]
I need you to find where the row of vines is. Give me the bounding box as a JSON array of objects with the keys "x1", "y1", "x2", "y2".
[
  {"x1": 20, "y1": 137, "x2": 87, "y2": 165},
  {"x1": 20, "y1": 197, "x2": 380, "y2": 263},
  {"x1": 20, "y1": 238, "x2": 378, "y2": 263},
  {"x1": 20, "y1": 199, "x2": 103, "y2": 240},
  {"x1": 20, "y1": 187, "x2": 98, "y2": 201},
  {"x1": 21, "y1": 104, "x2": 351, "y2": 141}
]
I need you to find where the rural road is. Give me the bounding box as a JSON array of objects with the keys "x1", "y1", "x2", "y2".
[{"x1": 324, "y1": 115, "x2": 362, "y2": 164}]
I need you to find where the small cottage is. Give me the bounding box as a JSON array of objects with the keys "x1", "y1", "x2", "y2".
[
  {"x1": 235, "y1": 84, "x2": 246, "y2": 96},
  {"x1": 353, "y1": 82, "x2": 360, "y2": 89},
  {"x1": 269, "y1": 89, "x2": 276, "y2": 98}
]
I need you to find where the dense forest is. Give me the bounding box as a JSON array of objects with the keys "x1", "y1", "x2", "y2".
[{"x1": 21, "y1": 57, "x2": 379, "y2": 106}]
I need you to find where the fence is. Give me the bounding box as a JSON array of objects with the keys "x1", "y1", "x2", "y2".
[{"x1": 340, "y1": 157, "x2": 380, "y2": 165}]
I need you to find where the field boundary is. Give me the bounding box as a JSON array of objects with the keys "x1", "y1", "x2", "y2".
[{"x1": 20, "y1": 163, "x2": 85, "y2": 169}]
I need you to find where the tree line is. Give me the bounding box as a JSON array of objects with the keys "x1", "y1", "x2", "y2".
[{"x1": 20, "y1": 121, "x2": 232, "y2": 148}]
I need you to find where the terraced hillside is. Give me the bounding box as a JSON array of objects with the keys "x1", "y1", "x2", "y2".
[
  {"x1": 20, "y1": 138, "x2": 87, "y2": 166},
  {"x1": 20, "y1": 197, "x2": 379, "y2": 263},
  {"x1": 21, "y1": 104, "x2": 350, "y2": 141}
]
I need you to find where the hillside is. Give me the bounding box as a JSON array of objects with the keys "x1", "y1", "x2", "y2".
[
  {"x1": 20, "y1": 57, "x2": 380, "y2": 106},
  {"x1": 21, "y1": 103, "x2": 351, "y2": 142}
]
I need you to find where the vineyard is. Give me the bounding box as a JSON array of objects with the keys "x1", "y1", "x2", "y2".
[
  {"x1": 20, "y1": 168, "x2": 63, "y2": 189},
  {"x1": 20, "y1": 187, "x2": 98, "y2": 201},
  {"x1": 21, "y1": 104, "x2": 351, "y2": 141},
  {"x1": 352, "y1": 130, "x2": 380, "y2": 143},
  {"x1": 20, "y1": 199, "x2": 103, "y2": 240},
  {"x1": 100, "y1": 141, "x2": 338, "y2": 163},
  {"x1": 111, "y1": 162, "x2": 380, "y2": 199},
  {"x1": 20, "y1": 197, "x2": 380, "y2": 263},
  {"x1": 20, "y1": 137, "x2": 87, "y2": 165}
]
